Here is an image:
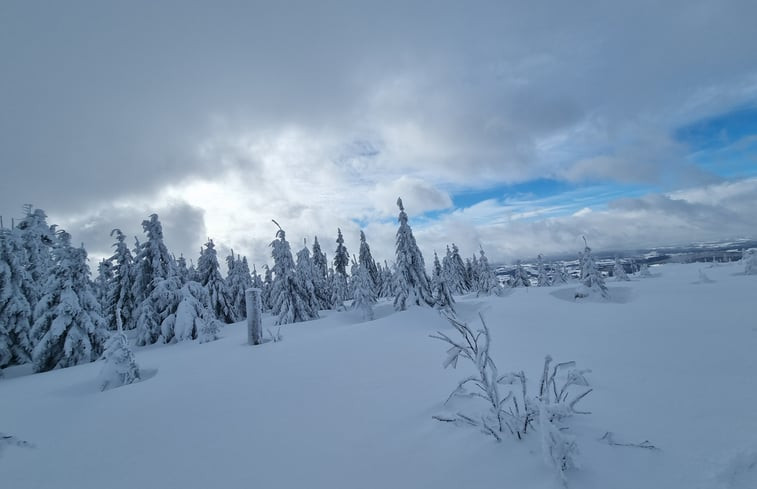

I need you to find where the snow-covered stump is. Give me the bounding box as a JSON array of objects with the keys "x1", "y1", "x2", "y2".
[{"x1": 246, "y1": 287, "x2": 263, "y2": 345}]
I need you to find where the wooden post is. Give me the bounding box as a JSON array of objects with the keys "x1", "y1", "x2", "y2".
[{"x1": 246, "y1": 287, "x2": 263, "y2": 345}]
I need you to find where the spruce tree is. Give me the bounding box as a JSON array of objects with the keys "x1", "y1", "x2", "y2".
[
  {"x1": 0, "y1": 228, "x2": 34, "y2": 367},
  {"x1": 294, "y1": 241, "x2": 321, "y2": 314},
  {"x1": 552, "y1": 262, "x2": 569, "y2": 285},
  {"x1": 744, "y1": 249, "x2": 757, "y2": 275},
  {"x1": 448, "y1": 244, "x2": 469, "y2": 294},
  {"x1": 270, "y1": 222, "x2": 319, "y2": 325},
  {"x1": 30, "y1": 231, "x2": 107, "y2": 372},
  {"x1": 352, "y1": 259, "x2": 377, "y2": 320},
  {"x1": 379, "y1": 260, "x2": 394, "y2": 298},
  {"x1": 132, "y1": 214, "x2": 175, "y2": 305},
  {"x1": 358, "y1": 230, "x2": 380, "y2": 292},
  {"x1": 331, "y1": 228, "x2": 350, "y2": 310},
  {"x1": 197, "y1": 239, "x2": 234, "y2": 323},
  {"x1": 311, "y1": 236, "x2": 331, "y2": 309},
  {"x1": 226, "y1": 253, "x2": 254, "y2": 321},
  {"x1": 575, "y1": 239, "x2": 609, "y2": 299},
  {"x1": 475, "y1": 247, "x2": 500, "y2": 296},
  {"x1": 510, "y1": 260, "x2": 531, "y2": 287},
  {"x1": 261, "y1": 264, "x2": 273, "y2": 311},
  {"x1": 613, "y1": 257, "x2": 630, "y2": 281},
  {"x1": 16, "y1": 206, "x2": 54, "y2": 306},
  {"x1": 106, "y1": 229, "x2": 138, "y2": 331},
  {"x1": 536, "y1": 254, "x2": 551, "y2": 287},
  {"x1": 431, "y1": 251, "x2": 455, "y2": 312},
  {"x1": 393, "y1": 198, "x2": 433, "y2": 310},
  {"x1": 176, "y1": 255, "x2": 190, "y2": 284},
  {"x1": 95, "y1": 259, "x2": 114, "y2": 310}
]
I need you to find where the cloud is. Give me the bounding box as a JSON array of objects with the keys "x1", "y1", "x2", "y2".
[{"x1": 2, "y1": 1, "x2": 757, "y2": 268}]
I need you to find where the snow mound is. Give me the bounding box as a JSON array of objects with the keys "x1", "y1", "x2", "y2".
[{"x1": 710, "y1": 449, "x2": 757, "y2": 489}]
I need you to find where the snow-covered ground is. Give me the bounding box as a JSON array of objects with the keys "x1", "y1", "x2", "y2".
[{"x1": 2, "y1": 261, "x2": 756, "y2": 488}]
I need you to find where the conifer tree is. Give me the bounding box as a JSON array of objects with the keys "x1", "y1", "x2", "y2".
[
  {"x1": 379, "y1": 260, "x2": 394, "y2": 298},
  {"x1": 358, "y1": 230, "x2": 380, "y2": 292},
  {"x1": 197, "y1": 239, "x2": 234, "y2": 323},
  {"x1": 226, "y1": 253, "x2": 254, "y2": 321},
  {"x1": 30, "y1": 231, "x2": 107, "y2": 372},
  {"x1": 295, "y1": 241, "x2": 321, "y2": 314},
  {"x1": 743, "y1": 249, "x2": 757, "y2": 275},
  {"x1": 261, "y1": 264, "x2": 273, "y2": 311},
  {"x1": 98, "y1": 304, "x2": 140, "y2": 391},
  {"x1": 447, "y1": 244, "x2": 470, "y2": 294},
  {"x1": 0, "y1": 228, "x2": 34, "y2": 367},
  {"x1": 552, "y1": 262, "x2": 570, "y2": 285},
  {"x1": 176, "y1": 255, "x2": 190, "y2": 284},
  {"x1": 393, "y1": 198, "x2": 433, "y2": 310},
  {"x1": 311, "y1": 236, "x2": 331, "y2": 309},
  {"x1": 95, "y1": 259, "x2": 114, "y2": 310},
  {"x1": 132, "y1": 214, "x2": 175, "y2": 306},
  {"x1": 536, "y1": 254, "x2": 551, "y2": 287},
  {"x1": 638, "y1": 262, "x2": 651, "y2": 277},
  {"x1": 431, "y1": 251, "x2": 455, "y2": 312},
  {"x1": 331, "y1": 228, "x2": 350, "y2": 309},
  {"x1": 475, "y1": 247, "x2": 500, "y2": 296},
  {"x1": 106, "y1": 229, "x2": 138, "y2": 331},
  {"x1": 613, "y1": 257, "x2": 630, "y2": 281},
  {"x1": 352, "y1": 259, "x2": 377, "y2": 320},
  {"x1": 510, "y1": 260, "x2": 531, "y2": 287},
  {"x1": 16, "y1": 206, "x2": 54, "y2": 306},
  {"x1": 575, "y1": 239, "x2": 609, "y2": 299},
  {"x1": 270, "y1": 222, "x2": 319, "y2": 325}
]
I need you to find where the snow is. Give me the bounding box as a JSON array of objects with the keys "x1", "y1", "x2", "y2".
[{"x1": 2, "y1": 261, "x2": 757, "y2": 488}]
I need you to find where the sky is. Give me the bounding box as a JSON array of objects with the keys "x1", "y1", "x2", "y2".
[{"x1": 1, "y1": 0, "x2": 757, "y2": 268}]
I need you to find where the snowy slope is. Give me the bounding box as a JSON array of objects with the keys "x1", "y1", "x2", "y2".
[{"x1": 2, "y1": 262, "x2": 756, "y2": 488}]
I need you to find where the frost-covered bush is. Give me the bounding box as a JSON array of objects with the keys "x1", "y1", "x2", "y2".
[
  {"x1": 613, "y1": 257, "x2": 630, "y2": 281},
  {"x1": 743, "y1": 249, "x2": 757, "y2": 275},
  {"x1": 99, "y1": 330, "x2": 140, "y2": 391},
  {"x1": 432, "y1": 312, "x2": 592, "y2": 482}
]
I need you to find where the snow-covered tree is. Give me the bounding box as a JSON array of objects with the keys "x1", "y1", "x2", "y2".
[
  {"x1": 311, "y1": 236, "x2": 331, "y2": 309},
  {"x1": 379, "y1": 260, "x2": 394, "y2": 298},
  {"x1": 613, "y1": 257, "x2": 630, "y2": 281},
  {"x1": 536, "y1": 254, "x2": 551, "y2": 287},
  {"x1": 351, "y1": 258, "x2": 377, "y2": 320},
  {"x1": 510, "y1": 261, "x2": 531, "y2": 287},
  {"x1": 98, "y1": 305, "x2": 140, "y2": 391},
  {"x1": 94, "y1": 259, "x2": 114, "y2": 310},
  {"x1": 132, "y1": 214, "x2": 175, "y2": 305},
  {"x1": 575, "y1": 240, "x2": 608, "y2": 299},
  {"x1": 358, "y1": 230, "x2": 380, "y2": 293},
  {"x1": 16, "y1": 206, "x2": 54, "y2": 306},
  {"x1": 638, "y1": 262, "x2": 651, "y2": 278},
  {"x1": 30, "y1": 231, "x2": 107, "y2": 372},
  {"x1": 0, "y1": 228, "x2": 34, "y2": 367},
  {"x1": 105, "y1": 229, "x2": 138, "y2": 331},
  {"x1": 331, "y1": 228, "x2": 350, "y2": 310},
  {"x1": 743, "y1": 249, "x2": 757, "y2": 275},
  {"x1": 270, "y1": 222, "x2": 319, "y2": 325},
  {"x1": 261, "y1": 264, "x2": 273, "y2": 312},
  {"x1": 445, "y1": 244, "x2": 469, "y2": 294},
  {"x1": 176, "y1": 255, "x2": 190, "y2": 284},
  {"x1": 135, "y1": 274, "x2": 221, "y2": 345},
  {"x1": 431, "y1": 252, "x2": 455, "y2": 312},
  {"x1": 393, "y1": 198, "x2": 433, "y2": 310},
  {"x1": 294, "y1": 241, "x2": 321, "y2": 314},
  {"x1": 552, "y1": 262, "x2": 570, "y2": 285},
  {"x1": 475, "y1": 247, "x2": 500, "y2": 296},
  {"x1": 197, "y1": 239, "x2": 235, "y2": 323},
  {"x1": 226, "y1": 252, "x2": 254, "y2": 321}
]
